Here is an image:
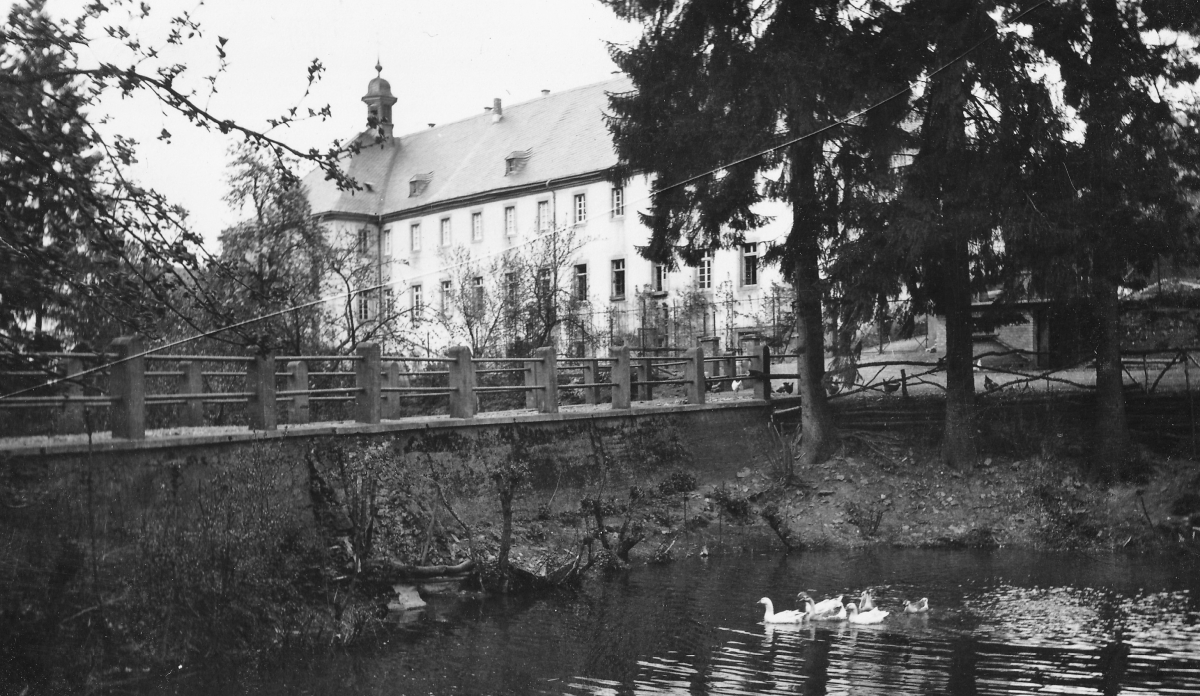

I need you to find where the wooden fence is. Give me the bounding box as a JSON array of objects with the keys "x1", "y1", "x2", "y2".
[{"x1": 0, "y1": 337, "x2": 787, "y2": 440}]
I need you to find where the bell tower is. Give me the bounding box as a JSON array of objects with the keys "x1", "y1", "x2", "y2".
[{"x1": 362, "y1": 61, "x2": 397, "y2": 139}]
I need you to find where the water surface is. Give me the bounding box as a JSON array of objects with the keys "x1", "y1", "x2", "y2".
[{"x1": 154, "y1": 549, "x2": 1200, "y2": 695}]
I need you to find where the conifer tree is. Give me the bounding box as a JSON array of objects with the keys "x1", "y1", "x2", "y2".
[
  {"x1": 1019, "y1": 0, "x2": 1200, "y2": 478},
  {"x1": 884, "y1": 0, "x2": 1061, "y2": 467},
  {"x1": 603, "y1": 0, "x2": 915, "y2": 465}
]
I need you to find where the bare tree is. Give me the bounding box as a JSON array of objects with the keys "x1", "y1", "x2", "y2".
[{"x1": 434, "y1": 224, "x2": 600, "y2": 357}]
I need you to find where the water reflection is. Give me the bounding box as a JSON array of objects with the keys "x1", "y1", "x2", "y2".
[{"x1": 147, "y1": 550, "x2": 1200, "y2": 696}]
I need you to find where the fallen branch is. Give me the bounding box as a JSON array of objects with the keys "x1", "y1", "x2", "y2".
[{"x1": 363, "y1": 557, "x2": 476, "y2": 581}]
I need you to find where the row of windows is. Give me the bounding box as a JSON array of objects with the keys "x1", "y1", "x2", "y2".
[
  {"x1": 359, "y1": 187, "x2": 627, "y2": 256},
  {"x1": 402, "y1": 246, "x2": 755, "y2": 315},
  {"x1": 354, "y1": 243, "x2": 760, "y2": 324}
]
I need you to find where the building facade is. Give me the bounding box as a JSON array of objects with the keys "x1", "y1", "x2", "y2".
[{"x1": 303, "y1": 68, "x2": 791, "y2": 357}]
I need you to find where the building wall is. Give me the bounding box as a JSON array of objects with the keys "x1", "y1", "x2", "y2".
[
  {"x1": 323, "y1": 174, "x2": 791, "y2": 356},
  {"x1": 995, "y1": 313, "x2": 1036, "y2": 353}
]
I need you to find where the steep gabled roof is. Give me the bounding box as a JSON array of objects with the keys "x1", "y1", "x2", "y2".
[{"x1": 305, "y1": 77, "x2": 632, "y2": 220}]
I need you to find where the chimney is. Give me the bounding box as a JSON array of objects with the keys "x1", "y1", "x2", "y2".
[
  {"x1": 541, "y1": 89, "x2": 550, "y2": 97},
  {"x1": 492, "y1": 98, "x2": 503, "y2": 123}
]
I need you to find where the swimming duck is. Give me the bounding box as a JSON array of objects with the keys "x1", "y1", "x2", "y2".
[
  {"x1": 846, "y1": 602, "x2": 889, "y2": 624},
  {"x1": 903, "y1": 597, "x2": 930, "y2": 614},
  {"x1": 759, "y1": 598, "x2": 807, "y2": 624},
  {"x1": 858, "y1": 590, "x2": 876, "y2": 611},
  {"x1": 801, "y1": 596, "x2": 847, "y2": 621}
]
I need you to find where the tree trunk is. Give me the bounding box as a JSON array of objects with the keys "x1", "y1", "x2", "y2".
[
  {"x1": 920, "y1": 23, "x2": 976, "y2": 468},
  {"x1": 790, "y1": 144, "x2": 837, "y2": 467},
  {"x1": 1092, "y1": 272, "x2": 1130, "y2": 479},
  {"x1": 942, "y1": 232, "x2": 977, "y2": 468},
  {"x1": 497, "y1": 485, "x2": 514, "y2": 593}
]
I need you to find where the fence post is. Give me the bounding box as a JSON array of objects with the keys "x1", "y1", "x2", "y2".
[
  {"x1": 751, "y1": 344, "x2": 771, "y2": 401},
  {"x1": 59, "y1": 356, "x2": 85, "y2": 434},
  {"x1": 246, "y1": 348, "x2": 277, "y2": 431},
  {"x1": 524, "y1": 359, "x2": 541, "y2": 410},
  {"x1": 723, "y1": 353, "x2": 736, "y2": 392},
  {"x1": 700, "y1": 337, "x2": 719, "y2": 376},
  {"x1": 287, "y1": 360, "x2": 310, "y2": 424},
  {"x1": 109, "y1": 335, "x2": 145, "y2": 439},
  {"x1": 355, "y1": 342, "x2": 381, "y2": 424},
  {"x1": 640, "y1": 355, "x2": 654, "y2": 401},
  {"x1": 446, "y1": 346, "x2": 478, "y2": 418},
  {"x1": 582, "y1": 358, "x2": 598, "y2": 405},
  {"x1": 535, "y1": 347, "x2": 559, "y2": 414},
  {"x1": 611, "y1": 345, "x2": 631, "y2": 409},
  {"x1": 179, "y1": 360, "x2": 204, "y2": 427},
  {"x1": 383, "y1": 361, "x2": 402, "y2": 420},
  {"x1": 685, "y1": 347, "x2": 706, "y2": 404}
]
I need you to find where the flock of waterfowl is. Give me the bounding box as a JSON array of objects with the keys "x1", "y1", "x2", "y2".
[{"x1": 759, "y1": 591, "x2": 929, "y2": 625}]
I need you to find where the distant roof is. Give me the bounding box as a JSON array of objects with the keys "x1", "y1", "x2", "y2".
[{"x1": 305, "y1": 76, "x2": 633, "y2": 221}]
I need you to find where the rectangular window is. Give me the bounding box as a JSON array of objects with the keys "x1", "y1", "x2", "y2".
[
  {"x1": 411, "y1": 284, "x2": 423, "y2": 325},
  {"x1": 652, "y1": 263, "x2": 667, "y2": 293},
  {"x1": 699, "y1": 251, "x2": 712, "y2": 290},
  {"x1": 440, "y1": 279, "x2": 452, "y2": 314},
  {"x1": 536, "y1": 267, "x2": 551, "y2": 299},
  {"x1": 472, "y1": 276, "x2": 484, "y2": 314},
  {"x1": 411, "y1": 223, "x2": 421, "y2": 252},
  {"x1": 537, "y1": 200, "x2": 551, "y2": 233},
  {"x1": 742, "y1": 243, "x2": 758, "y2": 287},
  {"x1": 611, "y1": 259, "x2": 625, "y2": 300},
  {"x1": 611, "y1": 186, "x2": 624, "y2": 217},
  {"x1": 382, "y1": 228, "x2": 392, "y2": 257},
  {"x1": 357, "y1": 290, "x2": 371, "y2": 321},
  {"x1": 440, "y1": 218, "x2": 451, "y2": 247},
  {"x1": 357, "y1": 229, "x2": 370, "y2": 256},
  {"x1": 574, "y1": 263, "x2": 588, "y2": 301},
  {"x1": 471, "y1": 212, "x2": 483, "y2": 242},
  {"x1": 573, "y1": 193, "x2": 587, "y2": 225},
  {"x1": 504, "y1": 272, "x2": 518, "y2": 304},
  {"x1": 383, "y1": 287, "x2": 394, "y2": 313},
  {"x1": 504, "y1": 206, "x2": 516, "y2": 237}
]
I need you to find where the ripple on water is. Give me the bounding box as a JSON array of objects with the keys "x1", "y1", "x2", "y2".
[{"x1": 146, "y1": 550, "x2": 1200, "y2": 696}]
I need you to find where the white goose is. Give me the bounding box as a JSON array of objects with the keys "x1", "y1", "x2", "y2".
[
  {"x1": 846, "y1": 602, "x2": 889, "y2": 624},
  {"x1": 858, "y1": 590, "x2": 876, "y2": 611},
  {"x1": 759, "y1": 597, "x2": 807, "y2": 624},
  {"x1": 903, "y1": 597, "x2": 930, "y2": 614},
  {"x1": 802, "y1": 596, "x2": 847, "y2": 621}
]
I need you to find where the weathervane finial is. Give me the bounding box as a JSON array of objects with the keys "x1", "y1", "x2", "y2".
[{"x1": 375, "y1": 58, "x2": 382, "y2": 76}]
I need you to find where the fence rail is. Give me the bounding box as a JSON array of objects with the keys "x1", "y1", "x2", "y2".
[
  {"x1": 12, "y1": 337, "x2": 1190, "y2": 442},
  {"x1": 0, "y1": 337, "x2": 778, "y2": 440}
]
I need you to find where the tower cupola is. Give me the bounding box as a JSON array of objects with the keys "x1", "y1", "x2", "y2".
[{"x1": 362, "y1": 61, "x2": 397, "y2": 138}]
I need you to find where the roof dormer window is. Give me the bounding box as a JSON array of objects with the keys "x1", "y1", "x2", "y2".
[
  {"x1": 409, "y1": 172, "x2": 432, "y2": 197},
  {"x1": 505, "y1": 149, "x2": 531, "y2": 176}
]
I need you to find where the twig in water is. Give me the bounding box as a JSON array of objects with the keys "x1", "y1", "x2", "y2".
[{"x1": 1136, "y1": 490, "x2": 1156, "y2": 532}]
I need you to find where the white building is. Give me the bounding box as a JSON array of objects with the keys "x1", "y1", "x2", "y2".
[{"x1": 304, "y1": 67, "x2": 791, "y2": 357}]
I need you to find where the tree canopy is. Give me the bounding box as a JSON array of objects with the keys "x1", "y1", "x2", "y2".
[
  {"x1": 605, "y1": 0, "x2": 1200, "y2": 470},
  {"x1": 0, "y1": 0, "x2": 356, "y2": 359}
]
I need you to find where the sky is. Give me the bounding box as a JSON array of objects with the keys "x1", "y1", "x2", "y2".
[{"x1": 32, "y1": 0, "x2": 643, "y2": 251}]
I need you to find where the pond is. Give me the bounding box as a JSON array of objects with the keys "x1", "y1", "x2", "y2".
[{"x1": 155, "y1": 549, "x2": 1200, "y2": 695}]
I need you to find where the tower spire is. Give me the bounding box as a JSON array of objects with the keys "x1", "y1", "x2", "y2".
[{"x1": 362, "y1": 61, "x2": 397, "y2": 139}]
